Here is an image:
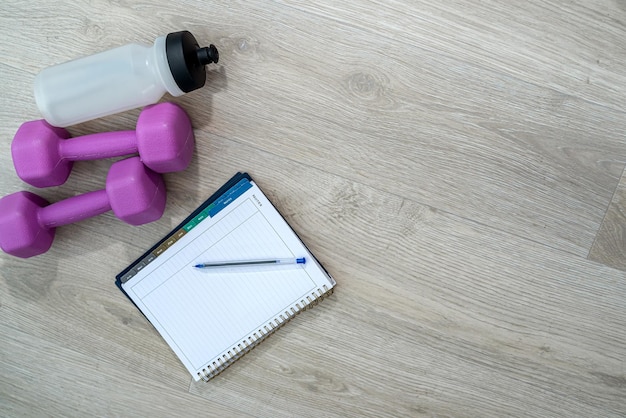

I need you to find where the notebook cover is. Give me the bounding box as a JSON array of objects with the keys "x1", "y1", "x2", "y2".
[{"x1": 115, "y1": 172, "x2": 335, "y2": 381}]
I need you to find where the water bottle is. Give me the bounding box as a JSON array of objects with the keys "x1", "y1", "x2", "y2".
[{"x1": 33, "y1": 31, "x2": 219, "y2": 127}]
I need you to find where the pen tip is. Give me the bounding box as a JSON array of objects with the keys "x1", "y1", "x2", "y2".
[{"x1": 297, "y1": 257, "x2": 306, "y2": 264}]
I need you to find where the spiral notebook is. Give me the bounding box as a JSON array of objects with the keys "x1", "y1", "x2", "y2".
[{"x1": 116, "y1": 173, "x2": 335, "y2": 381}]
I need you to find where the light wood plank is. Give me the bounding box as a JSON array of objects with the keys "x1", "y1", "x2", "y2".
[
  {"x1": 274, "y1": 0, "x2": 626, "y2": 110},
  {"x1": 0, "y1": 324, "x2": 250, "y2": 417}
]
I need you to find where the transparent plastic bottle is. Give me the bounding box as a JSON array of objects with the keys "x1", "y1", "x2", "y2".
[{"x1": 33, "y1": 31, "x2": 219, "y2": 127}]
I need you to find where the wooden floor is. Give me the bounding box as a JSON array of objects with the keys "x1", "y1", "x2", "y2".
[{"x1": 1, "y1": 1, "x2": 625, "y2": 416}]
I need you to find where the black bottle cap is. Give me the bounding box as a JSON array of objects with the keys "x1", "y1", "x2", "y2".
[{"x1": 165, "y1": 31, "x2": 219, "y2": 93}]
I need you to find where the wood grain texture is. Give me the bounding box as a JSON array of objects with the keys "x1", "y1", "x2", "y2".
[
  {"x1": 589, "y1": 167, "x2": 626, "y2": 270},
  {"x1": 1, "y1": 0, "x2": 626, "y2": 416},
  {"x1": 203, "y1": 0, "x2": 626, "y2": 255}
]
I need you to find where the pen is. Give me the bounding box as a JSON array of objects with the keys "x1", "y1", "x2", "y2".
[{"x1": 193, "y1": 257, "x2": 306, "y2": 269}]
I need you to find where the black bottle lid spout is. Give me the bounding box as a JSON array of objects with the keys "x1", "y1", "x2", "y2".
[
  {"x1": 165, "y1": 31, "x2": 219, "y2": 93},
  {"x1": 197, "y1": 45, "x2": 219, "y2": 66}
]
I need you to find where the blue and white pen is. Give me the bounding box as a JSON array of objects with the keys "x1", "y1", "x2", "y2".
[{"x1": 193, "y1": 257, "x2": 306, "y2": 269}]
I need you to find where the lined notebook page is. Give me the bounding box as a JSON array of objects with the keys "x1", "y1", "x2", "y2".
[{"x1": 122, "y1": 179, "x2": 335, "y2": 380}]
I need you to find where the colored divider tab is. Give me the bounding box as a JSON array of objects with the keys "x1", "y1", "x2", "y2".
[
  {"x1": 207, "y1": 178, "x2": 252, "y2": 218},
  {"x1": 125, "y1": 178, "x2": 253, "y2": 279},
  {"x1": 182, "y1": 178, "x2": 252, "y2": 233}
]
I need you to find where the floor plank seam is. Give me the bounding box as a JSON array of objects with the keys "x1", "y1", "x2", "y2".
[{"x1": 586, "y1": 162, "x2": 626, "y2": 260}]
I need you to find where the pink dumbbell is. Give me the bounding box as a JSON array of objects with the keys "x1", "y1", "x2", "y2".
[
  {"x1": 11, "y1": 102, "x2": 194, "y2": 188},
  {"x1": 0, "y1": 156, "x2": 166, "y2": 258}
]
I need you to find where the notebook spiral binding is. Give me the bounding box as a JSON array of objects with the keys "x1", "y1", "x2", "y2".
[{"x1": 198, "y1": 284, "x2": 334, "y2": 382}]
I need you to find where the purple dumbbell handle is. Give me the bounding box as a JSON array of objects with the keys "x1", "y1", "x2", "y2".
[
  {"x1": 58, "y1": 131, "x2": 138, "y2": 160},
  {"x1": 37, "y1": 190, "x2": 111, "y2": 228}
]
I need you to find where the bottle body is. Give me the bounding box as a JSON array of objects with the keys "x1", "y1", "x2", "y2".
[{"x1": 34, "y1": 36, "x2": 183, "y2": 127}]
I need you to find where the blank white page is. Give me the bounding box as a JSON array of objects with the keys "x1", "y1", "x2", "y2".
[{"x1": 122, "y1": 179, "x2": 335, "y2": 381}]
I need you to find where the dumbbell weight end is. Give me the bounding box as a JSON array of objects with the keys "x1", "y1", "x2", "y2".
[{"x1": 0, "y1": 192, "x2": 56, "y2": 258}]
